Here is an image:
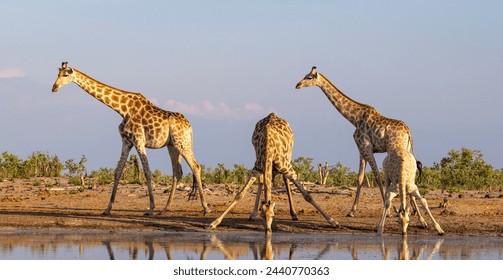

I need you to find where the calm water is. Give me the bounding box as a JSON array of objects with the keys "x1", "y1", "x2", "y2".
[{"x1": 0, "y1": 230, "x2": 502, "y2": 260}]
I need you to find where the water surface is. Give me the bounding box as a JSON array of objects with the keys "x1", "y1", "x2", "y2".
[{"x1": 0, "y1": 230, "x2": 501, "y2": 260}]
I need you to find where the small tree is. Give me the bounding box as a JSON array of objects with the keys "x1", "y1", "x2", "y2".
[
  {"x1": 91, "y1": 167, "x2": 115, "y2": 185},
  {"x1": 437, "y1": 147, "x2": 494, "y2": 191},
  {"x1": 213, "y1": 163, "x2": 230, "y2": 184},
  {"x1": 232, "y1": 164, "x2": 249, "y2": 185},
  {"x1": 326, "y1": 161, "x2": 357, "y2": 187},
  {"x1": 65, "y1": 155, "x2": 88, "y2": 187},
  {"x1": 0, "y1": 152, "x2": 22, "y2": 180},
  {"x1": 292, "y1": 156, "x2": 317, "y2": 183}
]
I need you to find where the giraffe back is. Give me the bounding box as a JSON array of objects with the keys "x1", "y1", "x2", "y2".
[
  {"x1": 251, "y1": 113, "x2": 294, "y2": 173},
  {"x1": 357, "y1": 108, "x2": 413, "y2": 154}
]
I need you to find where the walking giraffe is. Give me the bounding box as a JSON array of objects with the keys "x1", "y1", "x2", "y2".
[
  {"x1": 295, "y1": 66, "x2": 422, "y2": 217},
  {"x1": 51, "y1": 62, "x2": 210, "y2": 216},
  {"x1": 208, "y1": 113, "x2": 338, "y2": 235},
  {"x1": 378, "y1": 149, "x2": 444, "y2": 235}
]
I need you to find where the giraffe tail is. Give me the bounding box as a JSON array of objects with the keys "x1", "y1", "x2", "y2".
[
  {"x1": 408, "y1": 130, "x2": 423, "y2": 184},
  {"x1": 416, "y1": 161, "x2": 423, "y2": 183}
]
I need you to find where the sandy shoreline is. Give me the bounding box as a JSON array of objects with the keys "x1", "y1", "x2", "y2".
[{"x1": 1, "y1": 177, "x2": 502, "y2": 236}]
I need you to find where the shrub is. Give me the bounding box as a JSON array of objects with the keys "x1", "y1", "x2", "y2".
[
  {"x1": 91, "y1": 167, "x2": 115, "y2": 185},
  {"x1": 436, "y1": 147, "x2": 495, "y2": 190}
]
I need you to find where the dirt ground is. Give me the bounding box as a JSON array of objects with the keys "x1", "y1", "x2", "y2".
[{"x1": 1, "y1": 177, "x2": 502, "y2": 236}]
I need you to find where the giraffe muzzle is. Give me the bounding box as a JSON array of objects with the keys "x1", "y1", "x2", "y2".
[{"x1": 52, "y1": 84, "x2": 59, "y2": 93}]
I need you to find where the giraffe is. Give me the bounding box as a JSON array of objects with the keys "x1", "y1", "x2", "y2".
[
  {"x1": 295, "y1": 66, "x2": 422, "y2": 217},
  {"x1": 51, "y1": 62, "x2": 210, "y2": 216},
  {"x1": 208, "y1": 113, "x2": 338, "y2": 235},
  {"x1": 377, "y1": 149, "x2": 444, "y2": 235}
]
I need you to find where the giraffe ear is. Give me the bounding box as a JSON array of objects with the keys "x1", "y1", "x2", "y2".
[{"x1": 67, "y1": 68, "x2": 73, "y2": 74}]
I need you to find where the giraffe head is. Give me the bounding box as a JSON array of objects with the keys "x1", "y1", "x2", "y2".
[
  {"x1": 295, "y1": 66, "x2": 319, "y2": 89},
  {"x1": 52, "y1": 62, "x2": 74, "y2": 93},
  {"x1": 394, "y1": 205, "x2": 411, "y2": 235},
  {"x1": 260, "y1": 201, "x2": 275, "y2": 235}
]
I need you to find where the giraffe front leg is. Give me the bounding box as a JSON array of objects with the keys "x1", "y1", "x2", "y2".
[
  {"x1": 208, "y1": 174, "x2": 258, "y2": 229},
  {"x1": 347, "y1": 156, "x2": 366, "y2": 217},
  {"x1": 136, "y1": 145, "x2": 155, "y2": 216},
  {"x1": 377, "y1": 188, "x2": 396, "y2": 235},
  {"x1": 398, "y1": 182, "x2": 410, "y2": 235},
  {"x1": 365, "y1": 151, "x2": 385, "y2": 202},
  {"x1": 283, "y1": 175, "x2": 299, "y2": 221},
  {"x1": 103, "y1": 139, "x2": 132, "y2": 216}
]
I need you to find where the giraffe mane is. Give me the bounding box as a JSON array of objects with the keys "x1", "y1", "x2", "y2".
[
  {"x1": 73, "y1": 68, "x2": 142, "y2": 96},
  {"x1": 317, "y1": 72, "x2": 370, "y2": 108}
]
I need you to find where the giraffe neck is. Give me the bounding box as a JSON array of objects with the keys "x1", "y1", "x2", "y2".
[
  {"x1": 317, "y1": 73, "x2": 370, "y2": 126},
  {"x1": 71, "y1": 68, "x2": 134, "y2": 118}
]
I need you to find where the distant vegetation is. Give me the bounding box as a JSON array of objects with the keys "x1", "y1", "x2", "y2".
[{"x1": 1, "y1": 147, "x2": 502, "y2": 192}]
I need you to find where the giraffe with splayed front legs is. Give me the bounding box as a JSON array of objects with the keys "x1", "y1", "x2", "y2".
[
  {"x1": 295, "y1": 66, "x2": 422, "y2": 217},
  {"x1": 51, "y1": 62, "x2": 210, "y2": 216},
  {"x1": 378, "y1": 149, "x2": 444, "y2": 235},
  {"x1": 208, "y1": 113, "x2": 338, "y2": 235}
]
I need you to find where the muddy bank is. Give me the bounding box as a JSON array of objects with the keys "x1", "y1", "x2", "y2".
[{"x1": 1, "y1": 178, "x2": 502, "y2": 236}]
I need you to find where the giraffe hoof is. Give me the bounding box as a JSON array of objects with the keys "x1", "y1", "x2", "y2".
[
  {"x1": 102, "y1": 211, "x2": 111, "y2": 216},
  {"x1": 346, "y1": 212, "x2": 355, "y2": 218},
  {"x1": 143, "y1": 210, "x2": 154, "y2": 216},
  {"x1": 291, "y1": 215, "x2": 299, "y2": 221},
  {"x1": 207, "y1": 222, "x2": 218, "y2": 229},
  {"x1": 202, "y1": 209, "x2": 211, "y2": 216}
]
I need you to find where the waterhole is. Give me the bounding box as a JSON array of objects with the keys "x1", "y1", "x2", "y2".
[{"x1": 0, "y1": 230, "x2": 501, "y2": 260}]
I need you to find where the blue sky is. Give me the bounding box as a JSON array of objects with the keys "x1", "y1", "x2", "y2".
[{"x1": 1, "y1": 1, "x2": 502, "y2": 173}]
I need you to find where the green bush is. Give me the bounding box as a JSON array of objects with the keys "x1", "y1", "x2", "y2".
[
  {"x1": 437, "y1": 147, "x2": 496, "y2": 190},
  {"x1": 326, "y1": 161, "x2": 358, "y2": 187},
  {"x1": 1, "y1": 148, "x2": 502, "y2": 191},
  {"x1": 91, "y1": 167, "x2": 115, "y2": 185},
  {"x1": 292, "y1": 156, "x2": 318, "y2": 183}
]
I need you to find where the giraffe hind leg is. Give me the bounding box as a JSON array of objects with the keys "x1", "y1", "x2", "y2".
[
  {"x1": 158, "y1": 145, "x2": 183, "y2": 215},
  {"x1": 181, "y1": 151, "x2": 210, "y2": 215},
  {"x1": 410, "y1": 189, "x2": 444, "y2": 235},
  {"x1": 280, "y1": 164, "x2": 339, "y2": 228},
  {"x1": 188, "y1": 173, "x2": 198, "y2": 201}
]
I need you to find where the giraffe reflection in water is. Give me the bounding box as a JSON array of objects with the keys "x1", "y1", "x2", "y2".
[{"x1": 5, "y1": 232, "x2": 503, "y2": 260}]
